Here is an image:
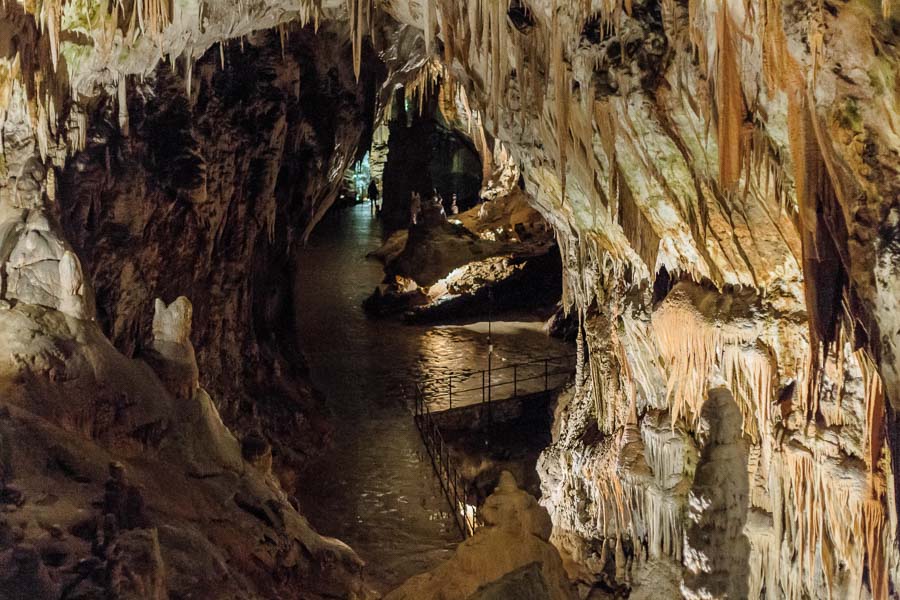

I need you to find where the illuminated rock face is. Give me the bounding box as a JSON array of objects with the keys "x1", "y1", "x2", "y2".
[
  {"x1": 0, "y1": 156, "x2": 94, "y2": 320},
  {"x1": 370, "y1": 0, "x2": 899, "y2": 597},
  {"x1": 0, "y1": 11, "x2": 381, "y2": 600},
  {"x1": 1, "y1": 0, "x2": 899, "y2": 598},
  {"x1": 385, "y1": 471, "x2": 577, "y2": 600}
]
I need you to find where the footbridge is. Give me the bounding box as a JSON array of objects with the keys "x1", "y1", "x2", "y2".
[{"x1": 413, "y1": 354, "x2": 575, "y2": 538}]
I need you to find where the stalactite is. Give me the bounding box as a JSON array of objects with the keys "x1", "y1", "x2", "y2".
[
  {"x1": 551, "y1": 0, "x2": 568, "y2": 204},
  {"x1": 136, "y1": 0, "x2": 171, "y2": 41},
  {"x1": 864, "y1": 498, "x2": 888, "y2": 600},
  {"x1": 439, "y1": 1, "x2": 455, "y2": 77},
  {"x1": 490, "y1": 0, "x2": 502, "y2": 123},
  {"x1": 425, "y1": 0, "x2": 435, "y2": 56},
  {"x1": 715, "y1": 5, "x2": 746, "y2": 190},
  {"x1": 616, "y1": 169, "x2": 660, "y2": 273},
  {"x1": 347, "y1": 0, "x2": 373, "y2": 81},
  {"x1": 352, "y1": 0, "x2": 363, "y2": 81},
  {"x1": 687, "y1": 0, "x2": 708, "y2": 70},
  {"x1": 405, "y1": 58, "x2": 444, "y2": 116},
  {"x1": 44, "y1": 0, "x2": 60, "y2": 72},
  {"x1": 858, "y1": 351, "x2": 886, "y2": 473},
  {"x1": 184, "y1": 51, "x2": 193, "y2": 98},
  {"x1": 652, "y1": 285, "x2": 774, "y2": 438},
  {"x1": 769, "y1": 446, "x2": 888, "y2": 600},
  {"x1": 761, "y1": 0, "x2": 789, "y2": 93},
  {"x1": 0, "y1": 58, "x2": 21, "y2": 154},
  {"x1": 788, "y1": 93, "x2": 845, "y2": 414},
  {"x1": 73, "y1": 110, "x2": 87, "y2": 153},
  {"x1": 498, "y1": 0, "x2": 510, "y2": 116}
]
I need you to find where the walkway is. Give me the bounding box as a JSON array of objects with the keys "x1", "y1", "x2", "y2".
[
  {"x1": 292, "y1": 204, "x2": 572, "y2": 591},
  {"x1": 413, "y1": 355, "x2": 575, "y2": 537}
]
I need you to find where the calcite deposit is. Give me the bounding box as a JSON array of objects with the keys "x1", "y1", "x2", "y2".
[
  {"x1": 370, "y1": 0, "x2": 899, "y2": 597},
  {"x1": 1, "y1": 0, "x2": 899, "y2": 598},
  {"x1": 366, "y1": 182, "x2": 560, "y2": 320},
  {"x1": 385, "y1": 471, "x2": 577, "y2": 600}
]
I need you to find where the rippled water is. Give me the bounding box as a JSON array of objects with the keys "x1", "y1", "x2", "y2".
[{"x1": 293, "y1": 204, "x2": 571, "y2": 592}]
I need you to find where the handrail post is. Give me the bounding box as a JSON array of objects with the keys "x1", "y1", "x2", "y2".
[
  {"x1": 413, "y1": 354, "x2": 577, "y2": 541},
  {"x1": 452, "y1": 472, "x2": 459, "y2": 535},
  {"x1": 544, "y1": 358, "x2": 549, "y2": 390},
  {"x1": 444, "y1": 444, "x2": 450, "y2": 482}
]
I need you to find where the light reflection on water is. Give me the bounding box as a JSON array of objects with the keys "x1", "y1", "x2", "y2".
[{"x1": 293, "y1": 204, "x2": 571, "y2": 591}]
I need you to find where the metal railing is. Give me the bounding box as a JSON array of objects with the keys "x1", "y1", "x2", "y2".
[
  {"x1": 415, "y1": 354, "x2": 576, "y2": 412},
  {"x1": 413, "y1": 354, "x2": 575, "y2": 538},
  {"x1": 414, "y1": 398, "x2": 480, "y2": 538}
]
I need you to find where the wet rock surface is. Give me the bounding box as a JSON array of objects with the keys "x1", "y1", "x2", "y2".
[{"x1": 294, "y1": 204, "x2": 573, "y2": 592}]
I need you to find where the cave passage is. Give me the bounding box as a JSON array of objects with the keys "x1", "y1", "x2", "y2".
[
  {"x1": 3, "y1": 0, "x2": 899, "y2": 598},
  {"x1": 293, "y1": 203, "x2": 570, "y2": 591}
]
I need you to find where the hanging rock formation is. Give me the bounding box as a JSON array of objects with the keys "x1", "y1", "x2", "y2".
[
  {"x1": 0, "y1": 0, "x2": 899, "y2": 598},
  {"x1": 371, "y1": 0, "x2": 900, "y2": 597}
]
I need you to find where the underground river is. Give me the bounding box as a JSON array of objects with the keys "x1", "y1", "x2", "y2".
[{"x1": 293, "y1": 203, "x2": 571, "y2": 591}]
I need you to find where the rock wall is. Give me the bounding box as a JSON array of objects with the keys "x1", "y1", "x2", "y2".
[
  {"x1": 2, "y1": 0, "x2": 899, "y2": 597},
  {"x1": 379, "y1": 85, "x2": 482, "y2": 230},
  {"x1": 372, "y1": 0, "x2": 900, "y2": 597},
  {"x1": 0, "y1": 156, "x2": 369, "y2": 598},
  {"x1": 53, "y1": 24, "x2": 382, "y2": 478},
  {"x1": 0, "y1": 5, "x2": 385, "y2": 598}
]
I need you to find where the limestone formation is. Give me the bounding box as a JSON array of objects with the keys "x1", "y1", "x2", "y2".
[
  {"x1": 0, "y1": 0, "x2": 899, "y2": 598},
  {"x1": 0, "y1": 159, "x2": 93, "y2": 320},
  {"x1": 368, "y1": 184, "x2": 560, "y2": 320},
  {"x1": 106, "y1": 529, "x2": 168, "y2": 600},
  {"x1": 147, "y1": 296, "x2": 200, "y2": 400},
  {"x1": 0, "y1": 544, "x2": 58, "y2": 600},
  {"x1": 0, "y1": 9, "x2": 380, "y2": 597},
  {"x1": 385, "y1": 471, "x2": 576, "y2": 600}
]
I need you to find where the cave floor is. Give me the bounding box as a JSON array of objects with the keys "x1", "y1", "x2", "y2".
[{"x1": 293, "y1": 203, "x2": 570, "y2": 591}]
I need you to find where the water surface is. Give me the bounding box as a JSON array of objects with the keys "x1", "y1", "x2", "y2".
[{"x1": 293, "y1": 204, "x2": 570, "y2": 591}]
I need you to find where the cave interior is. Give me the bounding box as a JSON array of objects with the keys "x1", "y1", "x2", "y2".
[{"x1": 0, "y1": 1, "x2": 899, "y2": 599}]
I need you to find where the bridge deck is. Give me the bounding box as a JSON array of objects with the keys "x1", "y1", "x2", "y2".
[{"x1": 412, "y1": 353, "x2": 575, "y2": 538}]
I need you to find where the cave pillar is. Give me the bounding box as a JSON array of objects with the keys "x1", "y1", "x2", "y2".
[{"x1": 681, "y1": 387, "x2": 750, "y2": 600}]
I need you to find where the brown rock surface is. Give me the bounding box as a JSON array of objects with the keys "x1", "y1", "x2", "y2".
[{"x1": 1, "y1": 0, "x2": 900, "y2": 598}]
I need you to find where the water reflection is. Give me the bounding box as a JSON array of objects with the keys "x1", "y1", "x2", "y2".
[{"x1": 293, "y1": 204, "x2": 571, "y2": 591}]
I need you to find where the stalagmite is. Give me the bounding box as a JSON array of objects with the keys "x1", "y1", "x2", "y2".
[{"x1": 117, "y1": 76, "x2": 129, "y2": 136}]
